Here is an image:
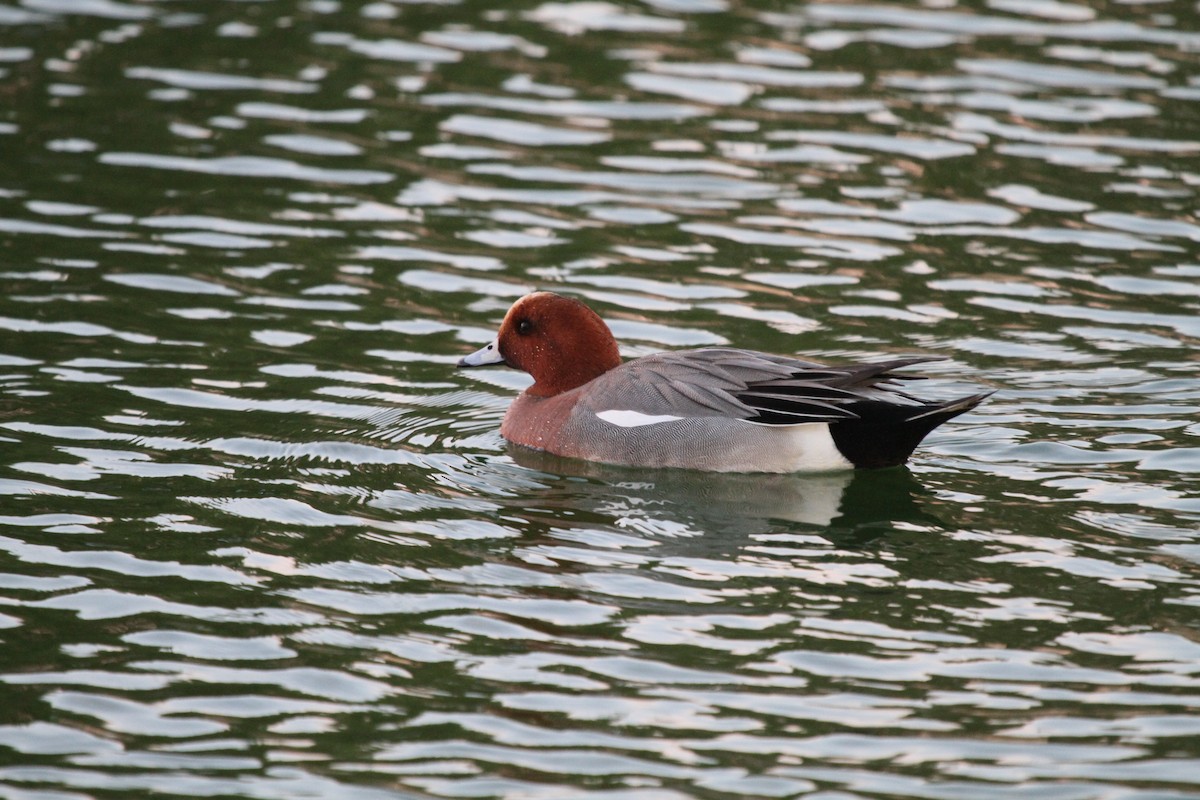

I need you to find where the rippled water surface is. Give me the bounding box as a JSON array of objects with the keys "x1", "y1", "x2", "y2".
[{"x1": 2, "y1": 0, "x2": 1200, "y2": 797}]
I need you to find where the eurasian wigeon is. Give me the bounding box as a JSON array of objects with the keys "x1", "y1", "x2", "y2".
[{"x1": 458, "y1": 292, "x2": 991, "y2": 472}]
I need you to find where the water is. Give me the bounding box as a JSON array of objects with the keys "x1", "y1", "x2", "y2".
[{"x1": 1, "y1": 0, "x2": 1199, "y2": 797}]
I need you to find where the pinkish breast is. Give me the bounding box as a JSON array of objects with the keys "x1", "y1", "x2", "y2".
[{"x1": 500, "y1": 390, "x2": 580, "y2": 453}]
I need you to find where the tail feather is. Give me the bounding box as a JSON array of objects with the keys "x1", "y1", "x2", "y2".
[
  {"x1": 906, "y1": 390, "x2": 995, "y2": 421},
  {"x1": 830, "y1": 391, "x2": 993, "y2": 469}
]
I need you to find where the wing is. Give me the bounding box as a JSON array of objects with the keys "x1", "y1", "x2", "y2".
[{"x1": 576, "y1": 348, "x2": 946, "y2": 425}]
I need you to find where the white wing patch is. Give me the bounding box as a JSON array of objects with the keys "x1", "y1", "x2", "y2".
[{"x1": 596, "y1": 409, "x2": 684, "y2": 428}]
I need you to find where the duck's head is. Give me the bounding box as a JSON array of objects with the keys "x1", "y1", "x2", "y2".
[{"x1": 457, "y1": 292, "x2": 622, "y2": 397}]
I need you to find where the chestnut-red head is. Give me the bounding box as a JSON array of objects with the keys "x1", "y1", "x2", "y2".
[{"x1": 458, "y1": 292, "x2": 622, "y2": 397}]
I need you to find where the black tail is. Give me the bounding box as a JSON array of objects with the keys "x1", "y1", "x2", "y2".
[{"x1": 829, "y1": 391, "x2": 993, "y2": 469}]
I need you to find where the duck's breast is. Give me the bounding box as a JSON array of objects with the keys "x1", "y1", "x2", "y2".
[{"x1": 499, "y1": 390, "x2": 580, "y2": 453}]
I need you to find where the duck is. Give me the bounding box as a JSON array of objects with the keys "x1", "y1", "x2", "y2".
[{"x1": 458, "y1": 292, "x2": 991, "y2": 473}]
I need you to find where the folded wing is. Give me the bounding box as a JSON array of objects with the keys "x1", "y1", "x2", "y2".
[{"x1": 584, "y1": 348, "x2": 947, "y2": 425}]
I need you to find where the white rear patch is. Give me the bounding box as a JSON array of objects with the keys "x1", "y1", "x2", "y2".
[
  {"x1": 777, "y1": 422, "x2": 854, "y2": 472},
  {"x1": 597, "y1": 409, "x2": 684, "y2": 428}
]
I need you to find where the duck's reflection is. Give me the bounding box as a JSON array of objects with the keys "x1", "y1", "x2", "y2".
[{"x1": 504, "y1": 445, "x2": 943, "y2": 540}]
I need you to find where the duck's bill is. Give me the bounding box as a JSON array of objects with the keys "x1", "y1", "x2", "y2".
[{"x1": 457, "y1": 339, "x2": 506, "y2": 368}]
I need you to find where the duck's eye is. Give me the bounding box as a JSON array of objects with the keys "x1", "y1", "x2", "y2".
[{"x1": 516, "y1": 319, "x2": 533, "y2": 335}]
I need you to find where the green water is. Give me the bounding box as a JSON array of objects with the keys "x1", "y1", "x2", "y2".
[{"x1": 1, "y1": 0, "x2": 1199, "y2": 798}]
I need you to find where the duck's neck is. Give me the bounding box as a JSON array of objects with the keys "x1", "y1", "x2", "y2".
[{"x1": 528, "y1": 337, "x2": 620, "y2": 397}]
